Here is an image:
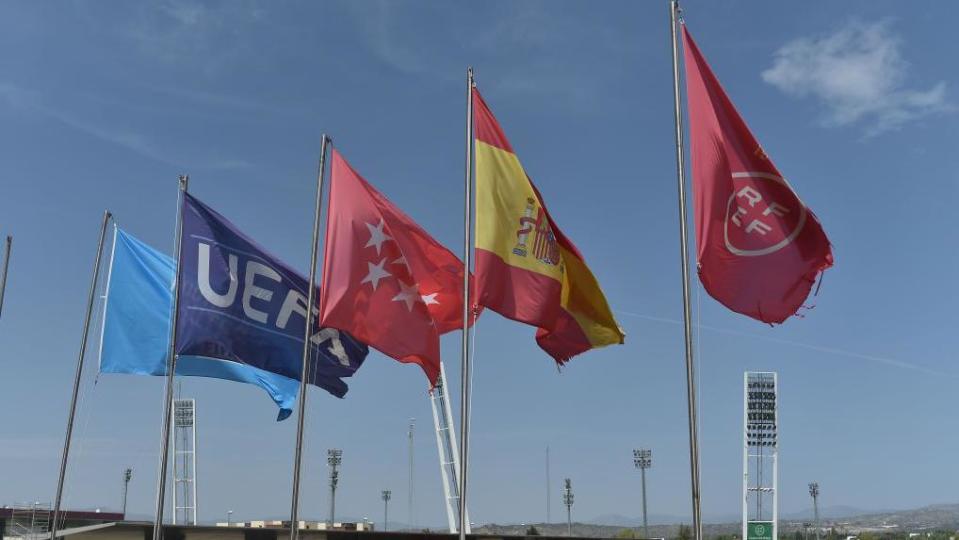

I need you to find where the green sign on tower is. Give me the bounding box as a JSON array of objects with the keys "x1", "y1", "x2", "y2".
[{"x1": 747, "y1": 521, "x2": 774, "y2": 540}]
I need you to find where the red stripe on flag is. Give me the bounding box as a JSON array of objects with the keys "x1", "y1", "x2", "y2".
[
  {"x1": 472, "y1": 88, "x2": 515, "y2": 153},
  {"x1": 474, "y1": 248, "x2": 563, "y2": 328},
  {"x1": 536, "y1": 309, "x2": 594, "y2": 365}
]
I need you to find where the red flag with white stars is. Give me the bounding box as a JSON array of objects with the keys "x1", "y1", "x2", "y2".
[
  {"x1": 683, "y1": 26, "x2": 833, "y2": 324},
  {"x1": 320, "y1": 148, "x2": 474, "y2": 385}
]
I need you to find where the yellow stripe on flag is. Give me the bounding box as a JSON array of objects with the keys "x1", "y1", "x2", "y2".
[
  {"x1": 475, "y1": 140, "x2": 564, "y2": 282},
  {"x1": 558, "y1": 245, "x2": 624, "y2": 349}
]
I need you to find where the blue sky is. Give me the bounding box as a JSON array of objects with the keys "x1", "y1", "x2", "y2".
[{"x1": 1, "y1": 0, "x2": 958, "y2": 528}]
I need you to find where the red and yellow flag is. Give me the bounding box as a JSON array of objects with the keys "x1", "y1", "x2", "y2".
[{"x1": 472, "y1": 87, "x2": 624, "y2": 364}]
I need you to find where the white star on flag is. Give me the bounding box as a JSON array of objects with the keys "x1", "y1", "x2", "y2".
[
  {"x1": 365, "y1": 220, "x2": 392, "y2": 256},
  {"x1": 421, "y1": 292, "x2": 440, "y2": 306},
  {"x1": 361, "y1": 258, "x2": 392, "y2": 291},
  {"x1": 392, "y1": 281, "x2": 422, "y2": 311}
]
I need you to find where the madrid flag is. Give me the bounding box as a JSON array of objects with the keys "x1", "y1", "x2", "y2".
[
  {"x1": 683, "y1": 26, "x2": 833, "y2": 324},
  {"x1": 320, "y1": 148, "x2": 472, "y2": 386},
  {"x1": 472, "y1": 87, "x2": 624, "y2": 364}
]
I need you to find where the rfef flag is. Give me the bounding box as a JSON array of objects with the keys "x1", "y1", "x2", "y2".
[
  {"x1": 100, "y1": 228, "x2": 301, "y2": 420},
  {"x1": 320, "y1": 149, "x2": 473, "y2": 386},
  {"x1": 682, "y1": 26, "x2": 833, "y2": 323},
  {"x1": 472, "y1": 87, "x2": 624, "y2": 364},
  {"x1": 175, "y1": 193, "x2": 368, "y2": 400}
]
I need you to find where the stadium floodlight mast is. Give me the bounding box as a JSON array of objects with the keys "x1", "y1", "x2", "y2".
[
  {"x1": 382, "y1": 490, "x2": 392, "y2": 532},
  {"x1": 808, "y1": 482, "x2": 820, "y2": 540},
  {"x1": 121, "y1": 468, "x2": 133, "y2": 517},
  {"x1": 633, "y1": 449, "x2": 652, "y2": 539},
  {"x1": 563, "y1": 478, "x2": 574, "y2": 537},
  {"x1": 327, "y1": 449, "x2": 343, "y2": 525}
]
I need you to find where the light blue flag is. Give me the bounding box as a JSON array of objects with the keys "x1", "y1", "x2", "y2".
[{"x1": 99, "y1": 228, "x2": 300, "y2": 420}]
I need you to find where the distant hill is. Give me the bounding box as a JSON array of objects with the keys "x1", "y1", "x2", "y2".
[
  {"x1": 781, "y1": 505, "x2": 883, "y2": 521},
  {"x1": 476, "y1": 503, "x2": 959, "y2": 538}
]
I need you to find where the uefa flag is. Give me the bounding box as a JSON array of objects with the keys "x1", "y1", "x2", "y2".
[
  {"x1": 99, "y1": 229, "x2": 303, "y2": 419},
  {"x1": 174, "y1": 193, "x2": 368, "y2": 395},
  {"x1": 472, "y1": 87, "x2": 624, "y2": 364}
]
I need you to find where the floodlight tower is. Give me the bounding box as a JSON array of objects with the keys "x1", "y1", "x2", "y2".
[
  {"x1": 328, "y1": 449, "x2": 342, "y2": 525},
  {"x1": 808, "y1": 483, "x2": 820, "y2": 540},
  {"x1": 121, "y1": 468, "x2": 133, "y2": 517},
  {"x1": 563, "y1": 478, "x2": 574, "y2": 537},
  {"x1": 382, "y1": 490, "x2": 391, "y2": 532},
  {"x1": 429, "y1": 362, "x2": 470, "y2": 533},
  {"x1": 633, "y1": 449, "x2": 652, "y2": 539},
  {"x1": 743, "y1": 372, "x2": 778, "y2": 540},
  {"x1": 172, "y1": 398, "x2": 197, "y2": 525}
]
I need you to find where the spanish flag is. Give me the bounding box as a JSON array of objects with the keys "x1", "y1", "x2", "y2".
[{"x1": 472, "y1": 87, "x2": 624, "y2": 364}]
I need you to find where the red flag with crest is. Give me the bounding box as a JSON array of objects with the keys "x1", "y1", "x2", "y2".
[
  {"x1": 683, "y1": 25, "x2": 833, "y2": 324},
  {"x1": 319, "y1": 148, "x2": 473, "y2": 386}
]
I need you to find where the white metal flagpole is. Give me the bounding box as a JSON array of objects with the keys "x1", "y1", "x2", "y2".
[
  {"x1": 668, "y1": 3, "x2": 703, "y2": 540},
  {"x1": 50, "y1": 211, "x2": 111, "y2": 540},
  {"x1": 288, "y1": 134, "x2": 331, "y2": 540},
  {"x1": 457, "y1": 65, "x2": 475, "y2": 540},
  {"x1": 152, "y1": 175, "x2": 189, "y2": 540}
]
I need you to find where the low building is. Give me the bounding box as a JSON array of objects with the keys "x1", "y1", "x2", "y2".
[
  {"x1": 1, "y1": 507, "x2": 124, "y2": 540},
  {"x1": 214, "y1": 522, "x2": 373, "y2": 532}
]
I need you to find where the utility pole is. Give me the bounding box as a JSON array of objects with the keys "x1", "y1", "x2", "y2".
[
  {"x1": 633, "y1": 449, "x2": 652, "y2": 538},
  {"x1": 121, "y1": 468, "x2": 133, "y2": 517},
  {"x1": 382, "y1": 490, "x2": 391, "y2": 532},
  {"x1": 809, "y1": 482, "x2": 820, "y2": 540},
  {"x1": 328, "y1": 449, "x2": 342, "y2": 526},
  {"x1": 408, "y1": 418, "x2": 415, "y2": 531},
  {"x1": 546, "y1": 446, "x2": 551, "y2": 524},
  {"x1": 563, "y1": 478, "x2": 574, "y2": 537}
]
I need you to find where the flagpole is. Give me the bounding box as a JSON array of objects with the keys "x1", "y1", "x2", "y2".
[
  {"x1": 49, "y1": 211, "x2": 111, "y2": 540},
  {"x1": 288, "y1": 134, "x2": 331, "y2": 540},
  {"x1": 668, "y1": 3, "x2": 703, "y2": 540},
  {"x1": 0, "y1": 235, "x2": 13, "y2": 315},
  {"x1": 152, "y1": 175, "x2": 189, "y2": 540},
  {"x1": 457, "y1": 66, "x2": 475, "y2": 540},
  {"x1": 0, "y1": 235, "x2": 11, "y2": 318}
]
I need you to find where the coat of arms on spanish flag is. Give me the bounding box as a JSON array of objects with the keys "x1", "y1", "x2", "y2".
[{"x1": 472, "y1": 87, "x2": 625, "y2": 364}]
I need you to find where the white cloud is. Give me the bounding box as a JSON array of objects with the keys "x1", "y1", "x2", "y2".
[
  {"x1": 343, "y1": 0, "x2": 428, "y2": 75},
  {"x1": 121, "y1": 1, "x2": 266, "y2": 70},
  {"x1": 761, "y1": 20, "x2": 950, "y2": 136},
  {"x1": 0, "y1": 81, "x2": 251, "y2": 170}
]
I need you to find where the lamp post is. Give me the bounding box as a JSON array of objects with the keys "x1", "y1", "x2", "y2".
[
  {"x1": 121, "y1": 468, "x2": 133, "y2": 517},
  {"x1": 328, "y1": 449, "x2": 342, "y2": 526},
  {"x1": 808, "y1": 483, "x2": 820, "y2": 540},
  {"x1": 562, "y1": 478, "x2": 574, "y2": 537},
  {"x1": 382, "y1": 490, "x2": 392, "y2": 532},
  {"x1": 227, "y1": 510, "x2": 233, "y2": 527},
  {"x1": 633, "y1": 449, "x2": 651, "y2": 538}
]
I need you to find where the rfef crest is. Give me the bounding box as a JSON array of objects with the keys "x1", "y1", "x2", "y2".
[{"x1": 724, "y1": 172, "x2": 807, "y2": 257}]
